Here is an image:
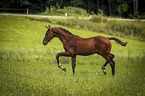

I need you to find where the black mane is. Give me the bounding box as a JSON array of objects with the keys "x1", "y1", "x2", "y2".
[{"x1": 54, "y1": 27, "x2": 79, "y2": 37}]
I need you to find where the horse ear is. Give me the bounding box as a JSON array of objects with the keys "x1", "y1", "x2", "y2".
[
  {"x1": 49, "y1": 25, "x2": 51, "y2": 28},
  {"x1": 45, "y1": 25, "x2": 48, "y2": 29}
]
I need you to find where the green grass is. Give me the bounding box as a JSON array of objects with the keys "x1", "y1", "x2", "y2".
[{"x1": 0, "y1": 15, "x2": 145, "y2": 96}]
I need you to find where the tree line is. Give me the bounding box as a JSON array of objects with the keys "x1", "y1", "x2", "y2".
[{"x1": 0, "y1": 0, "x2": 144, "y2": 18}]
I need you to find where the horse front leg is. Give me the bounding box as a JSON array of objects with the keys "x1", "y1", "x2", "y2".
[
  {"x1": 56, "y1": 52, "x2": 70, "y2": 72},
  {"x1": 71, "y1": 56, "x2": 76, "y2": 75}
]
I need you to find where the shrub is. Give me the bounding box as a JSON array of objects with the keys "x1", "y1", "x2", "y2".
[
  {"x1": 43, "y1": 7, "x2": 89, "y2": 16},
  {"x1": 56, "y1": 18, "x2": 85, "y2": 29},
  {"x1": 106, "y1": 20, "x2": 145, "y2": 40},
  {"x1": 90, "y1": 15, "x2": 107, "y2": 23}
]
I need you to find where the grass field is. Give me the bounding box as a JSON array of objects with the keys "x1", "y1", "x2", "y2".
[{"x1": 0, "y1": 15, "x2": 145, "y2": 96}]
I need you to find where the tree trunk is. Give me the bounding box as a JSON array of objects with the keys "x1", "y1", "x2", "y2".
[
  {"x1": 136, "y1": 0, "x2": 138, "y2": 13},
  {"x1": 97, "y1": 0, "x2": 99, "y2": 14},
  {"x1": 88, "y1": 1, "x2": 90, "y2": 13},
  {"x1": 49, "y1": 5, "x2": 51, "y2": 12},
  {"x1": 133, "y1": 0, "x2": 136, "y2": 15},
  {"x1": 108, "y1": 0, "x2": 112, "y2": 16},
  {"x1": 133, "y1": 0, "x2": 139, "y2": 15}
]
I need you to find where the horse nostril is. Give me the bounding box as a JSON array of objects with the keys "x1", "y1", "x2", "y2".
[
  {"x1": 43, "y1": 40, "x2": 48, "y2": 45},
  {"x1": 43, "y1": 42, "x2": 46, "y2": 45}
]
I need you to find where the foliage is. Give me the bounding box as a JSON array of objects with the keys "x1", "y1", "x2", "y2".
[
  {"x1": 0, "y1": 15, "x2": 145, "y2": 96},
  {"x1": 90, "y1": 15, "x2": 107, "y2": 23},
  {"x1": 117, "y1": 3, "x2": 128, "y2": 17},
  {"x1": 0, "y1": 0, "x2": 145, "y2": 18},
  {"x1": 42, "y1": 7, "x2": 89, "y2": 16},
  {"x1": 106, "y1": 20, "x2": 145, "y2": 39}
]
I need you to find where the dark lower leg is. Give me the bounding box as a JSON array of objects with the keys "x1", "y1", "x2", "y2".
[
  {"x1": 72, "y1": 61, "x2": 76, "y2": 74},
  {"x1": 56, "y1": 52, "x2": 70, "y2": 72},
  {"x1": 72, "y1": 56, "x2": 76, "y2": 75},
  {"x1": 110, "y1": 53, "x2": 115, "y2": 59},
  {"x1": 110, "y1": 60, "x2": 115, "y2": 76},
  {"x1": 102, "y1": 62, "x2": 108, "y2": 75}
]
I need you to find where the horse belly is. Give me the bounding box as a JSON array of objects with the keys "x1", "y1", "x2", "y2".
[{"x1": 75, "y1": 40, "x2": 95, "y2": 55}]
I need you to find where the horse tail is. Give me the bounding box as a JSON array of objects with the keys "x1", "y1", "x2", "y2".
[{"x1": 109, "y1": 37, "x2": 127, "y2": 46}]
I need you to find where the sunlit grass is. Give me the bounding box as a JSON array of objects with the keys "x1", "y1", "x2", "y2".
[{"x1": 0, "y1": 15, "x2": 145, "y2": 96}]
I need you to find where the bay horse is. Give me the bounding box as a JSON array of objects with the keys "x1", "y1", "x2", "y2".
[{"x1": 43, "y1": 25, "x2": 127, "y2": 76}]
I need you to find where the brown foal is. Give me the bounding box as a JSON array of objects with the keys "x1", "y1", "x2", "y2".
[{"x1": 43, "y1": 25, "x2": 127, "y2": 76}]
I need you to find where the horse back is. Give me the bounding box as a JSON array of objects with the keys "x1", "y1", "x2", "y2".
[
  {"x1": 75, "y1": 36, "x2": 111, "y2": 55},
  {"x1": 73, "y1": 37, "x2": 95, "y2": 55},
  {"x1": 94, "y1": 36, "x2": 112, "y2": 55}
]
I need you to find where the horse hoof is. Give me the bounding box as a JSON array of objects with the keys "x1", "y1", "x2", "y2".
[
  {"x1": 102, "y1": 67, "x2": 106, "y2": 75},
  {"x1": 102, "y1": 70, "x2": 106, "y2": 75},
  {"x1": 62, "y1": 68, "x2": 66, "y2": 72},
  {"x1": 112, "y1": 73, "x2": 115, "y2": 76}
]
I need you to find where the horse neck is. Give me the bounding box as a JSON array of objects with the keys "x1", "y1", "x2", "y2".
[{"x1": 53, "y1": 28, "x2": 72, "y2": 43}]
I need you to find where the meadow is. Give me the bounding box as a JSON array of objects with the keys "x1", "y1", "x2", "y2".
[{"x1": 0, "y1": 15, "x2": 145, "y2": 96}]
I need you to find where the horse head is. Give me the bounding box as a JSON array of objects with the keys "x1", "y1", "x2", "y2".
[{"x1": 43, "y1": 25, "x2": 53, "y2": 45}]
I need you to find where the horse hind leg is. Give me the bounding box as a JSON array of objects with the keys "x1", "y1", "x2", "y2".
[
  {"x1": 101, "y1": 54, "x2": 110, "y2": 75},
  {"x1": 110, "y1": 59, "x2": 115, "y2": 76},
  {"x1": 102, "y1": 54, "x2": 115, "y2": 76},
  {"x1": 109, "y1": 53, "x2": 115, "y2": 59},
  {"x1": 102, "y1": 61, "x2": 108, "y2": 75},
  {"x1": 109, "y1": 53, "x2": 115, "y2": 76}
]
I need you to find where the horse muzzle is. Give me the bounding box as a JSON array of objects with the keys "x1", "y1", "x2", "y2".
[{"x1": 43, "y1": 40, "x2": 48, "y2": 45}]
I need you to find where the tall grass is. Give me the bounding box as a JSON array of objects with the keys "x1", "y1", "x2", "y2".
[
  {"x1": 1, "y1": 52, "x2": 145, "y2": 96},
  {"x1": 106, "y1": 20, "x2": 145, "y2": 39},
  {"x1": 0, "y1": 15, "x2": 145, "y2": 96}
]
